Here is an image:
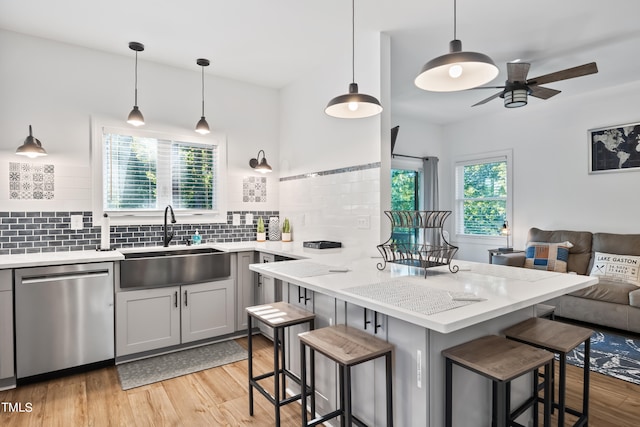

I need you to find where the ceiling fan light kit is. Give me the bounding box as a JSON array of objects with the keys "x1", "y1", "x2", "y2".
[{"x1": 472, "y1": 61, "x2": 599, "y2": 108}]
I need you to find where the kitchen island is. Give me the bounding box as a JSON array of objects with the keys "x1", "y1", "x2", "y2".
[{"x1": 247, "y1": 250, "x2": 597, "y2": 426}]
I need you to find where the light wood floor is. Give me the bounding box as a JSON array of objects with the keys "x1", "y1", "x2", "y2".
[{"x1": 1, "y1": 335, "x2": 639, "y2": 426}]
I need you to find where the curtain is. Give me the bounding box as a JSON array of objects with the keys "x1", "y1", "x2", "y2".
[{"x1": 422, "y1": 157, "x2": 441, "y2": 246}]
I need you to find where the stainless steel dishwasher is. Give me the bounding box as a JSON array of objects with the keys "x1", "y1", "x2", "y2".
[{"x1": 14, "y1": 262, "x2": 115, "y2": 379}]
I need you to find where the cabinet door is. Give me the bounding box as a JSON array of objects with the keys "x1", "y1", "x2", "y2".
[
  {"x1": 235, "y1": 251, "x2": 256, "y2": 331},
  {"x1": 0, "y1": 286, "x2": 14, "y2": 383},
  {"x1": 182, "y1": 279, "x2": 235, "y2": 343},
  {"x1": 256, "y1": 253, "x2": 279, "y2": 338},
  {"x1": 116, "y1": 286, "x2": 181, "y2": 357}
]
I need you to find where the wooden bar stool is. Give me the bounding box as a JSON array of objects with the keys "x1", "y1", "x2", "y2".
[
  {"x1": 442, "y1": 335, "x2": 554, "y2": 427},
  {"x1": 247, "y1": 302, "x2": 316, "y2": 427},
  {"x1": 503, "y1": 317, "x2": 592, "y2": 427},
  {"x1": 298, "y1": 324, "x2": 394, "y2": 427}
]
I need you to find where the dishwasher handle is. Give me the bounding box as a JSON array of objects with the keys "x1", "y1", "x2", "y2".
[{"x1": 20, "y1": 271, "x2": 110, "y2": 285}]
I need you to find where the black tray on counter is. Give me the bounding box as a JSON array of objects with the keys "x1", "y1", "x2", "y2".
[{"x1": 303, "y1": 240, "x2": 342, "y2": 249}]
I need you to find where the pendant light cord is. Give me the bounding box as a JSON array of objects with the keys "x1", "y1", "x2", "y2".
[
  {"x1": 201, "y1": 64, "x2": 205, "y2": 116},
  {"x1": 351, "y1": 0, "x2": 355, "y2": 84},
  {"x1": 453, "y1": 0, "x2": 457, "y2": 40},
  {"x1": 134, "y1": 50, "x2": 138, "y2": 105}
]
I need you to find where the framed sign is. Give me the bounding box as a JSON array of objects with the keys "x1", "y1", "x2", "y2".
[{"x1": 589, "y1": 121, "x2": 640, "y2": 174}]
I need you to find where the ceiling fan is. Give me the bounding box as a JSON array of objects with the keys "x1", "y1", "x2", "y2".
[{"x1": 472, "y1": 62, "x2": 598, "y2": 108}]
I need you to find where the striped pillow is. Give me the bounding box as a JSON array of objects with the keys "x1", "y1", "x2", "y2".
[{"x1": 524, "y1": 241, "x2": 573, "y2": 273}]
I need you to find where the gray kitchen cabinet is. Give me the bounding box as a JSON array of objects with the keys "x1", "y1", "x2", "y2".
[
  {"x1": 235, "y1": 251, "x2": 256, "y2": 331},
  {"x1": 116, "y1": 286, "x2": 181, "y2": 356},
  {"x1": 182, "y1": 278, "x2": 234, "y2": 343},
  {"x1": 116, "y1": 278, "x2": 234, "y2": 357},
  {"x1": 285, "y1": 283, "x2": 338, "y2": 418},
  {"x1": 0, "y1": 269, "x2": 14, "y2": 390}
]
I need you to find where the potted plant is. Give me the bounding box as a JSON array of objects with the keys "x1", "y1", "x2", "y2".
[
  {"x1": 282, "y1": 218, "x2": 292, "y2": 242},
  {"x1": 256, "y1": 217, "x2": 266, "y2": 242}
]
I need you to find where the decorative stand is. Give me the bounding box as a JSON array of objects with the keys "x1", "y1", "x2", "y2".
[{"x1": 377, "y1": 210, "x2": 459, "y2": 278}]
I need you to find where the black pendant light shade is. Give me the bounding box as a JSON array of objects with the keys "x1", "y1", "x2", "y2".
[
  {"x1": 195, "y1": 58, "x2": 211, "y2": 135},
  {"x1": 325, "y1": 0, "x2": 382, "y2": 119},
  {"x1": 16, "y1": 125, "x2": 47, "y2": 158},
  {"x1": 127, "y1": 41, "x2": 145, "y2": 126},
  {"x1": 325, "y1": 83, "x2": 383, "y2": 119},
  {"x1": 249, "y1": 150, "x2": 272, "y2": 173},
  {"x1": 414, "y1": 1, "x2": 498, "y2": 92}
]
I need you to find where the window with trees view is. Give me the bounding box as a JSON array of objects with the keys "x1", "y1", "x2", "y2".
[
  {"x1": 455, "y1": 154, "x2": 510, "y2": 237},
  {"x1": 91, "y1": 122, "x2": 225, "y2": 224},
  {"x1": 103, "y1": 132, "x2": 215, "y2": 211},
  {"x1": 391, "y1": 168, "x2": 419, "y2": 245}
]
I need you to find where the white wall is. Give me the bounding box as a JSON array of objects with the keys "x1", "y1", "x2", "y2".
[
  {"x1": 278, "y1": 31, "x2": 385, "y2": 254},
  {"x1": 441, "y1": 80, "x2": 640, "y2": 261},
  {"x1": 0, "y1": 30, "x2": 280, "y2": 214}
]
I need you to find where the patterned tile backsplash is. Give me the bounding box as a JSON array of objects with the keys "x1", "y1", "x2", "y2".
[
  {"x1": 9, "y1": 162, "x2": 55, "y2": 200},
  {"x1": 0, "y1": 210, "x2": 279, "y2": 255}
]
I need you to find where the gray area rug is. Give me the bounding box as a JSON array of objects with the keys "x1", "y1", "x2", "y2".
[{"x1": 117, "y1": 340, "x2": 247, "y2": 390}]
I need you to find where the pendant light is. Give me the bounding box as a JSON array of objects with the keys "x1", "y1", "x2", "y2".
[
  {"x1": 16, "y1": 125, "x2": 47, "y2": 158},
  {"x1": 195, "y1": 58, "x2": 211, "y2": 135},
  {"x1": 414, "y1": 0, "x2": 498, "y2": 92},
  {"x1": 127, "y1": 41, "x2": 145, "y2": 126},
  {"x1": 325, "y1": 0, "x2": 383, "y2": 119}
]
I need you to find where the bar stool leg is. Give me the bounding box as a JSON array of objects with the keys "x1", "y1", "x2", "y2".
[
  {"x1": 344, "y1": 365, "x2": 353, "y2": 427},
  {"x1": 543, "y1": 361, "x2": 551, "y2": 427},
  {"x1": 310, "y1": 347, "x2": 316, "y2": 419},
  {"x1": 558, "y1": 352, "x2": 566, "y2": 427},
  {"x1": 533, "y1": 368, "x2": 539, "y2": 427},
  {"x1": 280, "y1": 328, "x2": 287, "y2": 400},
  {"x1": 300, "y1": 341, "x2": 307, "y2": 427},
  {"x1": 445, "y1": 358, "x2": 453, "y2": 427},
  {"x1": 339, "y1": 365, "x2": 346, "y2": 427},
  {"x1": 495, "y1": 381, "x2": 508, "y2": 427},
  {"x1": 386, "y1": 351, "x2": 394, "y2": 427},
  {"x1": 274, "y1": 326, "x2": 281, "y2": 426},
  {"x1": 248, "y1": 313, "x2": 254, "y2": 416},
  {"x1": 583, "y1": 338, "x2": 590, "y2": 422}
]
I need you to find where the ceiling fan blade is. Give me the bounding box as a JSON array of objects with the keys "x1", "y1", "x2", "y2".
[
  {"x1": 527, "y1": 62, "x2": 598, "y2": 86},
  {"x1": 507, "y1": 62, "x2": 530, "y2": 82},
  {"x1": 472, "y1": 91, "x2": 503, "y2": 107},
  {"x1": 529, "y1": 86, "x2": 561, "y2": 100}
]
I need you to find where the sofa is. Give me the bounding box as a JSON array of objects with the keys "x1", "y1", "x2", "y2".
[{"x1": 492, "y1": 227, "x2": 640, "y2": 334}]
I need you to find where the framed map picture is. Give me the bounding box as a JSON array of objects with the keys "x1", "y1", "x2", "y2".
[{"x1": 589, "y1": 121, "x2": 640, "y2": 174}]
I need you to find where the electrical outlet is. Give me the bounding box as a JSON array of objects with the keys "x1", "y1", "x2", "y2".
[
  {"x1": 245, "y1": 213, "x2": 253, "y2": 225},
  {"x1": 232, "y1": 213, "x2": 241, "y2": 226},
  {"x1": 356, "y1": 215, "x2": 370, "y2": 229},
  {"x1": 70, "y1": 215, "x2": 83, "y2": 230}
]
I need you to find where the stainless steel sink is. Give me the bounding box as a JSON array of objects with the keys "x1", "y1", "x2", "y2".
[{"x1": 120, "y1": 246, "x2": 230, "y2": 289}]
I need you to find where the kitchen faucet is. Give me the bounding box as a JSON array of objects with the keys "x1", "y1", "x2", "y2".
[{"x1": 163, "y1": 205, "x2": 176, "y2": 247}]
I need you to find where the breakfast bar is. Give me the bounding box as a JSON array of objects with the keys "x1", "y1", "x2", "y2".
[{"x1": 249, "y1": 254, "x2": 598, "y2": 426}]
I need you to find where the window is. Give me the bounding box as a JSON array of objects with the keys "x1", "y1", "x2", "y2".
[
  {"x1": 391, "y1": 168, "x2": 420, "y2": 245},
  {"x1": 92, "y1": 120, "x2": 226, "y2": 224},
  {"x1": 454, "y1": 151, "x2": 512, "y2": 238}
]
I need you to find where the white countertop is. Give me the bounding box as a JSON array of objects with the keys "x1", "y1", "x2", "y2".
[
  {"x1": 0, "y1": 249, "x2": 124, "y2": 269},
  {"x1": 248, "y1": 256, "x2": 598, "y2": 334}
]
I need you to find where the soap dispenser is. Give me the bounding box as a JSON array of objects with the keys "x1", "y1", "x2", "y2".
[{"x1": 192, "y1": 230, "x2": 202, "y2": 245}]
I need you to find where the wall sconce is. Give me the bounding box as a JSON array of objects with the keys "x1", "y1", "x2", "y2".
[
  {"x1": 249, "y1": 150, "x2": 272, "y2": 173},
  {"x1": 500, "y1": 220, "x2": 512, "y2": 251},
  {"x1": 16, "y1": 125, "x2": 47, "y2": 158}
]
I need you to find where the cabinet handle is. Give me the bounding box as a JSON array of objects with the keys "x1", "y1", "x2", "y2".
[
  {"x1": 298, "y1": 286, "x2": 304, "y2": 303},
  {"x1": 364, "y1": 308, "x2": 382, "y2": 334},
  {"x1": 174, "y1": 291, "x2": 178, "y2": 308},
  {"x1": 184, "y1": 290, "x2": 188, "y2": 307},
  {"x1": 304, "y1": 288, "x2": 311, "y2": 305}
]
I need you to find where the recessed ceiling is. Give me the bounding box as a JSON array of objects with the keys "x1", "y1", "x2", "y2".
[{"x1": 1, "y1": 0, "x2": 639, "y2": 125}]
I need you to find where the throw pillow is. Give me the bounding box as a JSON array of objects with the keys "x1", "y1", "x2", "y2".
[
  {"x1": 524, "y1": 241, "x2": 573, "y2": 273},
  {"x1": 589, "y1": 252, "x2": 640, "y2": 287}
]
